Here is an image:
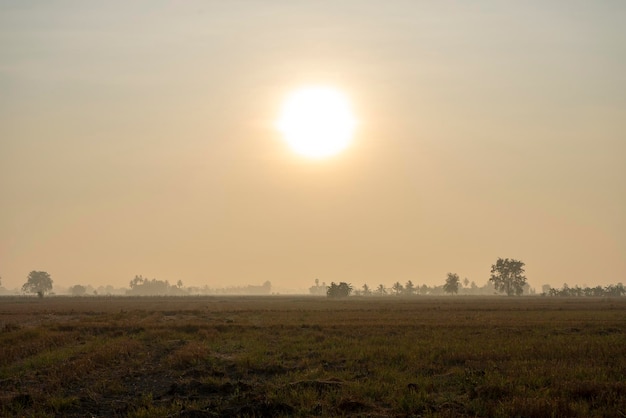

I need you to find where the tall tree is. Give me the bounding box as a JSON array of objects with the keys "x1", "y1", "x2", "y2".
[
  {"x1": 489, "y1": 258, "x2": 527, "y2": 296},
  {"x1": 443, "y1": 273, "x2": 460, "y2": 295},
  {"x1": 392, "y1": 281, "x2": 404, "y2": 296},
  {"x1": 404, "y1": 280, "x2": 416, "y2": 295},
  {"x1": 22, "y1": 271, "x2": 53, "y2": 297},
  {"x1": 376, "y1": 284, "x2": 387, "y2": 296},
  {"x1": 362, "y1": 283, "x2": 372, "y2": 296},
  {"x1": 605, "y1": 283, "x2": 626, "y2": 297}
]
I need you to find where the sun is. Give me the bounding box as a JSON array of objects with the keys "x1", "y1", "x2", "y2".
[{"x1": 277, "y1": 86, "x2": 357, "y2": 159}]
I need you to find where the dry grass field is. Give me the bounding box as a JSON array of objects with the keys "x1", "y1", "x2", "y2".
[{"x1": 1, "y1": 296, "x2": 625, "y2": 417}]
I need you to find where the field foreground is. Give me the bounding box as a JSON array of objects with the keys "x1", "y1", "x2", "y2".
[{"x1": 1, "y1": 296, "x2": 625, "y2": 417}]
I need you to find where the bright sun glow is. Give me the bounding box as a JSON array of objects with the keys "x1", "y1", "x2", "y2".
[{"x1": 277, "y1": 86, "x2": 357, "y2": 159}]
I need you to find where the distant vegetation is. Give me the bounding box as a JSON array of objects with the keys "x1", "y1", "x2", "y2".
[
  {"x1": 489, "y1": 258, "x2": 527, "y2": 296},
  {"x1": 125, "y1": 276, "x2": 272, "y2": 296},
  {"x1": 326, "y1": 282, "x2": 353, "y2": 298},
  {"x1": 312, "y1": 280, "x2": 626, "y2": 299},
  {"x1": 4, "y1": 272, "x2": 273, "y2": 297},
  {"x1": 2, "y1": 258, "x2": 624, "y2": 299},
  {"x1": 316, "y1": 280, "x2": 510, "y2": 297},
  {"x1": 21, "y1": 271, "x2": 53, "y2": 298},
  {"x1": 543, "y1": 283, "x2": 625, "y2": 297},
  {"x1": 127, "y1": 275, "x2": 187, "y2": 296},
  {"x1": 318, "y1": 258, "x2": 534, "y2": 298},
  {"x1": 443, "y1": 273, "x2": 460, "y2": 295}
]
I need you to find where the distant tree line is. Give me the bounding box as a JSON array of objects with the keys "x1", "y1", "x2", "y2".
[
  {"x1": 126, "y1": 275, "x2": 187, "y2": 296},
  {"x1": 542, "y1": 283, "x2": 625, "y2": 297},
  {"x1": 24, "y1": 274, "x2": 274, "y2": 297},
  {"x1": 124, "y1": 276, "x2": 272, "y2": 296},
  {"x1": 316, "y1": 279, "x2": 505, "y2": 298},
  {"x1": 191, "y1": 281, "x2": 272, "y2": 295},
  {"x1": 65, "y1": 280, "x2": 274, "y2": 296},
  {"x1": 7, "y1": 261, "x2": 624, "y2": 299},
  {"x1": 319, "y1": 258, "x2": 534, "y2": 298}
]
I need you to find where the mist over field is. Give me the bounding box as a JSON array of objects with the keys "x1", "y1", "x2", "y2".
[{"x1": 1, "y1": 1, "x2": 625, "y2": 293}]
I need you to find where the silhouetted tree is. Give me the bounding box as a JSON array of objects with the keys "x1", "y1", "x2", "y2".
[
  {"x1": 404, "y1": 280, "x2": 416, "y2": 296},
  {"x1": 22, "y1": 271, "x2": 53, "y2": 297},
  {"x1": 69, "y1": 284, "x2": 87, "y2": 296},
  {"x1": 327, "y1": 282, "x2": 353, "y2": 298},
  {"x1": 592, "y1": 285, "x2": 605, "y2": 297},
  {"x1": 391, "y1": 281, "x2": 404, "y2": 296},
  {"x1": 489, "y1": 258, "x2": 527, "y2": 296},
  {"x1": 605, "y1": 283, "x2": 625, "y2": 297},
  {"x1": 376, "y1": 284, "x2": 386, "y2": 296},
  {"x1": 443, "y1": 273, "x2": 460, "y2": 295},
  {"x1": 130, "y1": 275, "x2": 146, "y2": 289},
  {"x1": 362, "y1": 283, "x2": 372, "y2": 296}
]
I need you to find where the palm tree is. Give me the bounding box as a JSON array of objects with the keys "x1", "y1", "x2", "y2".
[
  {"x1": 404, "y1": 280, "x2": 416, "y2": 296},
  {"x1": 392, "y1": 281, "x2": 404, "y2": 296},
  {"x1": 362, "y1": 284, "x2": 372, "y2": 296}
]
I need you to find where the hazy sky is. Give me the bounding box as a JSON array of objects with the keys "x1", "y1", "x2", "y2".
[{"x1": 1, "y1": 1, "x2": 625, "y2": 292}]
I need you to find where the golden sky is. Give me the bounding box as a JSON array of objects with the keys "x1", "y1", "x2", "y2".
[{"x1": 1, "y1": 1, "x2": 625, "y2": 292}]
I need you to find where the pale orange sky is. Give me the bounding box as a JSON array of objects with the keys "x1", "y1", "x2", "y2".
[{"x1": 1, "y1": 1, "x2": 625, "y2": 292}]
